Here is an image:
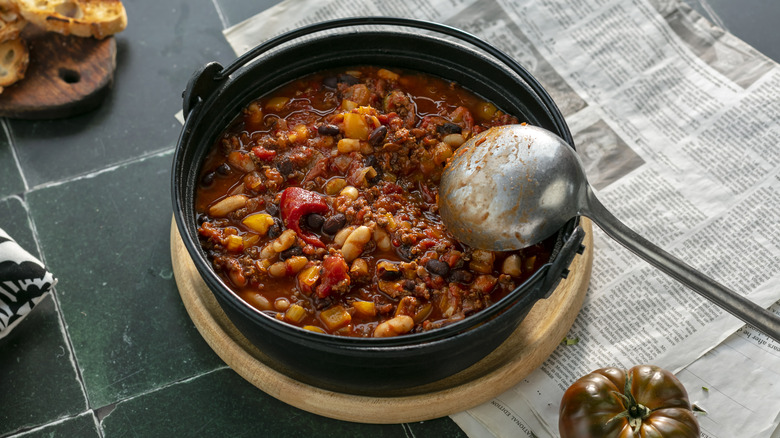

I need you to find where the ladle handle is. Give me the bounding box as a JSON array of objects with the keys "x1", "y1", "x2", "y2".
[{"x1": 582, "y1": 186, "x2": 780, "y2": 342}]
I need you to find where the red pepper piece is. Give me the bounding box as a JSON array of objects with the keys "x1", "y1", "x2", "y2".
[
  {"x1": 252, "y1": 145, "x2": 277, "y2": 161},
  {"x1": 315, "y1": 253, "x2": 350, "y2": 298},
  {"x1": 279, "y1": 187, "x2": 329, "y2": 247}
]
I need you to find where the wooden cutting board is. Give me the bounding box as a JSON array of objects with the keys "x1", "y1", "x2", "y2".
[
  {"x1": 170, "y1": 218, "x2": 594, "y2": 423},
  {"x1": 0, "y1": 26, "x2": 116, "y2": 119}
]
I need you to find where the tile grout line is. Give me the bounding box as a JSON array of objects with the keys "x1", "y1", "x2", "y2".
[
  {"x1": 0, "y1": 412, "x2": 93, "y2": 438},
  {"x1": 26, "y1": 146, "x2": 175, "y2": 193},
  {"x1": 0, "y1": 145, "x2": 175, "y2": 205},
  {"x1": 2, "y1": 118, "x2": 29, "y2": 192},
  {"x1": 96, "y1": 365, "x2": 232, "y2": 424}
]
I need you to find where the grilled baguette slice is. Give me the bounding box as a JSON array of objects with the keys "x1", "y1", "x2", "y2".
[
  {"x1": 15, "y1": 0, "x2": 126, "y2": 39},
  {"x1": 0, "y1": 0, "x2": 26, "y2": 42},
  {"x1": 0, "y1": 37, "x2": 28, "y2": 93}
]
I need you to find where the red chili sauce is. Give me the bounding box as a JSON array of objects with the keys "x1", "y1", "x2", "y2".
[{"x1": 195, "y1": 66, "x2": 555, "y2": 337}]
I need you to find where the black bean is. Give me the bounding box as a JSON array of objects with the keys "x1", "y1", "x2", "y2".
[
  {"x1": 368, "y1": 125, "x2": 388, "y2": 147},
  {"x1": 317, "y1": 124, "x2": 340, "y2": 136},
  {"x1": 437, "y1": 122, "x2": 462, "y2": 135},
  {"x1": 448, "y1": 270, "x2": 473, "y2": 284},
  {"x1": 305, "y1": 213, "x2": 325, "y2": 231},
  {"x1": 265, "y1": 202, "x2": 279, "y2": 217},
  {"x1": 277, "y1": 159, "x2": 294, "y2": 176},
  {"x1": 279, "y1": 246, "x2": 303, "y2": 260},
  {"x1": 216, "y1": 163, "x2": 231, "y2": 175},
  {"x1": 365, "y1": 155, "x2": 377, "y2": 167},
  {"x1": 267, "y1": 218, "x2": 283, "y2": 238},
  {"x1": 338, "y1": 73, "x2": 359, "y2": 85},
  {"x1": 318, "y1": 125, "x2": 339, "y2": 136},
  {"x1": 426, "y1": 259, "x2": 450, "y2": 277},
  {"x1": 196, "y1": 213, "x2": 208, "y2": 225},
  {"x1": 200, "y1": 171, "x2": 215, "y2": 187},
  {"x1": 403, "y1": 280, "x2": 416, "y2": 291},
  {"x1": 378, "y1": 268, "x2": 402, "y2": 281},
  {"x1": 323, "y1": 76, "x2": 338, "y2": 89},
  {"x1": 321, "y1": 213, "x2": 346, "y2": 235}
]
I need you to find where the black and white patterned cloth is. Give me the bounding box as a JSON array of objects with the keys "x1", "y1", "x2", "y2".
[{"x1": 0, "y1": 228, "x2": 56, "y2": 339}]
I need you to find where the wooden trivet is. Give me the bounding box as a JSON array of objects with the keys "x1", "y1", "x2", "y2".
[{"x1": 170, "y1": 218, "x2": 593, "y2": 423}]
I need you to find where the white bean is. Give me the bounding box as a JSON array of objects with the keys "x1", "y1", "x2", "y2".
[
  {"x1": 208, "y1": 194, "x2": 248, "y2": 217},
  {"x1": 259, "y1": 244, "x2": 276, "y2": 260},
  {"x1": 501, "y1": 254, "x2": 523, "y2": 277},
  {"x1": 373, "y1": 315, "x2": 414, "y2": 337},
  {"x1": 342, "y1": 226, "x2": 371, "y2": 262},
  {"x1": 268, "y1": 261, "x2": 286, "y2": 277},
  {"x1": 442, "y1": 133, "x2": 466, "y2": 147},
  {"x1": 333, "y1": 226, "x2": 356, "y2": 247},
  {"x1": 285, "y1": 256, "x2": 308, "y2": 274},
  {"x1": 272, "y1": 229, "x2": 297, "y2": 252},
  {"x1": 374, "y1": 228, "x2": 392, "y2": 251}
]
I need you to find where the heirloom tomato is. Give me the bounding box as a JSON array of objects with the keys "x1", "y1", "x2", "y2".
[{"x1": 559, "y1": 365, "x2": 699, "y2": 438}]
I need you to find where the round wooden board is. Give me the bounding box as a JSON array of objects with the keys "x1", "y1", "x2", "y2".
[{"x1": 170, "y1": 218, "x2": 593, "y2": 424}]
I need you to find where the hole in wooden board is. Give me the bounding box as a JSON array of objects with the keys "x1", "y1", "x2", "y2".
[{"x1": 58, "y1": 68, "x2": 80, "y2": 84}]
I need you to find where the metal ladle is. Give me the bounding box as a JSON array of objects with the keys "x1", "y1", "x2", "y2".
[{"x1": 438, "y1": 124, "x2": 780, "y2": 342}]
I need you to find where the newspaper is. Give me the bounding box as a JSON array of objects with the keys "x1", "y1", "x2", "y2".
[{"x1": 222, "y1": 0, "x2": 780, "y2": 436}]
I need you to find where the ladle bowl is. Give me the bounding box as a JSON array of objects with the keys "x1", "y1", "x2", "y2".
[{"x1": 439, "y1": 124, "x2": 780, "y2": 342}]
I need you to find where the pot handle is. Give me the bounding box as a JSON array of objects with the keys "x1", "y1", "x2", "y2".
[
  {"x1": 182, "y1": 61, "x2": 224, "y2": 118},
  {"x1": 540, "y1": 225, "x2": 587, "y2": 298},
  {"x1": 181, "y1": 17, "x2": 570, "y2": 141}
]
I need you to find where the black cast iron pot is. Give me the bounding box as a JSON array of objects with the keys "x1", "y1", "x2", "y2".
[{"x1": 172, "y1": 17, "x2": 585, "y2": 395}]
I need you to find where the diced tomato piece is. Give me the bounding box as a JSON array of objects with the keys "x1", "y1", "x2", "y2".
[
  {"x1": 315, "y1": 254, "x2": 350, "y2": 298},
  {"x1": 252, "y1": 145, "x2": 277, "y2": 161}
]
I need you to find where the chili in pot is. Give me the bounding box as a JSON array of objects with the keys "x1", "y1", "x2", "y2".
[{"x1": 195, "y1": 66, "x2": 556, "y2": 337}]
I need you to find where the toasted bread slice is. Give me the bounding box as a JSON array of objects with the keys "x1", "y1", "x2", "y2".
[
  {"x1": 15, "y1": 0, "x2": 126, "y2": 39},
  {"x1": 0, "y1": 0, "x2": 27, "y2": 42},
  {"x1": 0, "y1": 37, "x2": 28, "y2": 93}
]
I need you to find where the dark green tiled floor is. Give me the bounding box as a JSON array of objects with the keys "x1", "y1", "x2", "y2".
[
  {"x1": 0, "y1": 198, "x2": 86, "y2": 434},
  {"x1": 101, "y1": 368, "x2": 408, "y2": 437},
  {"x1": 0, "y1": 297, "x2": 87, "y2": 434},
  {"x1": 27, "y1": 152, "x2": 225, "y2": 410}
]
